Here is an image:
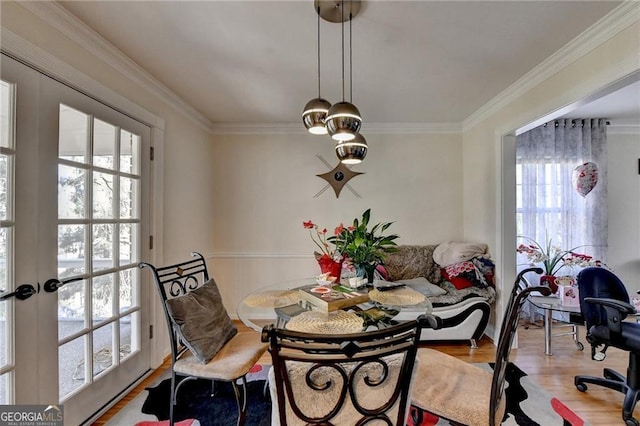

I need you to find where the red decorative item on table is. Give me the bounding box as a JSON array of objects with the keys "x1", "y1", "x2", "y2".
[{"x1": 316, "y1": 253, "x2": 342, "y2": 280}]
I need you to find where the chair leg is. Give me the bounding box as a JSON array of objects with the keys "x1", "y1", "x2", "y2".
[
  {"x1": 575, "y1": 374, "x2": 639, "y2": 424},
  {"x1": 170, "y1": 372, "x2": 177, "y2": 426},
  {"x1": 604, "y1": 367, "x2": 626, "y2": 383},
  {"x1": 231, "y1": 376, "x2": 248, "y2": 426}
]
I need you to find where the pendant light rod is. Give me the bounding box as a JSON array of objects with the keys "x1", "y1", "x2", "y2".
[
  {"x1": 349, "y1": 9, "x2": 353, "y2": 102},
  {"x1": 317, "y1": 6, "x2": 321, "y2": 97},
  {"x1": 341, "y1": 1, "x2": 345, "y2": 102}
]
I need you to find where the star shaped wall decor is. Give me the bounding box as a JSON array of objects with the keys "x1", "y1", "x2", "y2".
[{"x1": 314, "y1": 155, "x2": 364, "y2": 198}]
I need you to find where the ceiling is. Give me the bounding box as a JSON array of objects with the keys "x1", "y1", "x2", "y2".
[{"x1": 56, "y1": 1, "x2": 636, "y2": 127}]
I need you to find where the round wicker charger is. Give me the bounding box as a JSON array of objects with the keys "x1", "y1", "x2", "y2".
[
  {"x1": 368, "y1": 287, "x2": 426, "y2": 306},
  {"x1": 243, "y1": 289, "x2": 301, "y2": 308},
  {"x1": 285, "y1": 310, "x2": 364, "y2": 334}
]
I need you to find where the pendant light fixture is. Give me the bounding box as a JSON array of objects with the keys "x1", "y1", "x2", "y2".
[
  {"x1": 335, "y1": 4, "x2": 367, "y2": 164},
  {"x1": 336, "y1": 132, "x2": 367, "y2": 164},
  {"x1": 324, "y1": 0, "x2": 362, "y2": 142},
  {"x1": 302, "y1": 5, "x2": 331, "y2": 135}
]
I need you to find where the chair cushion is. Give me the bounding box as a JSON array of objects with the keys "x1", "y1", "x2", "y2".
[
  {"x1": 174, "y1": 331, "x2": 267, "y2": 380},
  {"x1": 166, "y1": 278, "x2": 237, "y2": 363},
  {"x1": 411, "y1": 348, "x2": 505, "y2": 426},
  {"x1": 591, "y1": 321, "x2": 640, "y2": 352}
]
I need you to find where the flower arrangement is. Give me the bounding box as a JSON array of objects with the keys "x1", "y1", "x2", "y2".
[
  {"x1": 516, "y1": 235, "x2": 604, "y2": 276},
  {"x1": 302, "y1": 220, "x2": 337, "y2": 259},
  {"x1": 329, "y1": 209, "x2": 399, "y2": 266}
]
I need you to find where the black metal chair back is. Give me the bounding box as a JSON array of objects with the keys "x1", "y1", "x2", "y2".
[
  {"x1": 261, "y1": 317, "x2": 428, "y2": 425},
  {"x1": 489, "y1": 268, "x2": 550, "y2": 425},
  {"x1": 140, "y1": 252, "x2": 209, "y2": 364}
]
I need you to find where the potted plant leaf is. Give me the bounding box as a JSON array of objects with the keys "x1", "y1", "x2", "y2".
[{"x1": 329, "y1": 209, "x2": 399, "y2": 283}]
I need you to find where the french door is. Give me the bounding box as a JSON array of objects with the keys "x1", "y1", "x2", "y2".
[{"x1": 0, "y1": 54, "x2": 151, "y2": 424}]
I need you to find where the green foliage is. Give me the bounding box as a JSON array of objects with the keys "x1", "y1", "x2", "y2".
[{"x1": 329, "y1": 209, "x2": 398, "y2": 265}]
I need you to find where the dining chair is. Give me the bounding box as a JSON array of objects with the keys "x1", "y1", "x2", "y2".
[
  {"x1": 140, "y1": 252, "x2": 268, "y2": 426},
  {"x1": 261, "y1": 314, "x2": 441, "y2": 425},
  {"x1": 411, "y1": 267, "x2": 550, "y2": 426}
]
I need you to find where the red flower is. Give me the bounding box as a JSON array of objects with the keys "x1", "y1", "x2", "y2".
[
  {"x1": 303, "y1": 220, "x2": 315, "y2": 229},
  {"x1": 334, "y1": 224, "x2": 344, "y2": 235}
]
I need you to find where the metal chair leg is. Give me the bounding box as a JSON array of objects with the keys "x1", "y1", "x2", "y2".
[{"x1": 232, "y1": 376, "x2": 248, "y2": 425}]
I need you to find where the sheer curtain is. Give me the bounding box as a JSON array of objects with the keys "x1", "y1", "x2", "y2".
[{"x1": 516, "y1": 118, "x2": 608, "y2": 268}]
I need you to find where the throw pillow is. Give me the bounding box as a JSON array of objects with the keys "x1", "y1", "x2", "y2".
[
  {"x1": 166, "y1": 278, "x2": 237, "y2": 363},
  {"x1": 440, "y1": 268, "x2": 474, "y2": 290},
  {"x1": 395, "y1": 277, "x2": 447, "y2": 297},
  {"x1": 433, "y1": 241, "x2": 489, "y2": 267}
]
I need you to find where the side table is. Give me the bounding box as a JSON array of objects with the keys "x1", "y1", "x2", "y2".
[{"x1": 528, "y1": 295, "x2": 584, "y2": 356}]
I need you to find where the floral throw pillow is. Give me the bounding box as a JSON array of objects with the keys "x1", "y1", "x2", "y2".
[{"x1": 442, "y1": 258, "x2": 494, "y2": 290}]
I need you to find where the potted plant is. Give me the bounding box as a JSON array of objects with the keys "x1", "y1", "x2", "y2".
[
  {"x1": 329, "y1": 209, "x2": 399, "y2": 283},
  {"x1": 516, "y1": 235, "x2": 604, "y2": 293}
]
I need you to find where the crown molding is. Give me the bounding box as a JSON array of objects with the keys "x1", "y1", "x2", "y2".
[
  {"x1": 608, "y1": 119, "x2": 640, "y2": 135},
  {"x1": 463, "y1": 1, "x2": 640, "y2": 132},
  {"x1": 210, "y1": 121, "x2": 462, "y2": 135},
  {"x1": 17, "y1": 1, "x2": 215, "y2": 134},
  {"x1": 1, "y1": 27, "x2": 166, "y2": 130}
]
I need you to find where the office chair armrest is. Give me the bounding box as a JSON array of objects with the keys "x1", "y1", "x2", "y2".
[
  {"x1": 584, "y1": 297, "x2": 636, "y2": 315},
  {"x1": 418, "y1": 313, "x2": 443, "y2": 330},
  {"x1": 585, "y1": 297, "x2": 635, "y2": 336}
]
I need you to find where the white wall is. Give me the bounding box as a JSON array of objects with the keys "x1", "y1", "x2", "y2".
[
  {"x1": 462, "y1": 18, "x2": 640, "y2": 333},
  {"x1": 608, "y1": 131, "x2": 640, "y2": 287},
  {"x1": 1, "y1": 2, "x2": 216, "y2": 366},
  {"x1": 209, "y1": 131, "x2": 464, "y2": 311}
]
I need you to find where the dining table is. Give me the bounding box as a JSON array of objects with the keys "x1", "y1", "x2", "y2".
[{"x1": 236, "y1": 277, "x2": 433, "y2": 334}]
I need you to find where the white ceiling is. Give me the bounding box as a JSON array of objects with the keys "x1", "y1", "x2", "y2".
[{"x1": 56, "y1": 0, "x2": 635, "y2": 127}]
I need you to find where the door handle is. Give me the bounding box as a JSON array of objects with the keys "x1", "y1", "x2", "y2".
[
  {"x1": 0, "y1": 283, "x2": 40, "y2": 301},
  {"x1": 43, "y1": 276, "x2": 83, "y2": 293},
  {"x1": 0, "y1": 275, "x2": 83, "y2": 301}
]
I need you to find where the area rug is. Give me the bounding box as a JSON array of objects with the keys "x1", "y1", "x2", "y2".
[{"x1": 141, "y1": 363, "x2": 577, "y2": 426}]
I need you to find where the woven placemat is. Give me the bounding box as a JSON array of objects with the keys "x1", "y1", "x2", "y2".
[
  {"x1": 285, "y1": 310, "x2": 364, "y2": 334},
  {"x1": 368, "y1": 287, "x2": 426, "y2": 306},
  {"x1": 243, "y1": 289, "x2": 301, "y2": 308}
]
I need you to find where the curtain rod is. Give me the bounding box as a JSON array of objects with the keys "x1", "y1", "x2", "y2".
[{"x1": 543, "y1": 119, "x2": 610, "y2": 128}]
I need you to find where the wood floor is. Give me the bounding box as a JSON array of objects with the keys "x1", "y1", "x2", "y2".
[{"x1": 93, "y1": 320, "x2": 632, "y2": 425}]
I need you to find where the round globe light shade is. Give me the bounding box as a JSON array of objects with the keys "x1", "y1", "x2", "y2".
[
  {"x1": 335, "y1": 133, "x2": 368, "y2": 164},
  {"x1": 302, "y1": 98, "x2": 331, "y2": 135},
  {"x1": 325, "y1": 101, "x2": 362, "y2": 141}
]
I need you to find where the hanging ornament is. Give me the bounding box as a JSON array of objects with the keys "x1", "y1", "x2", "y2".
[{"x1": 572, "y1": 162, "x2": 598, "y2": 197}]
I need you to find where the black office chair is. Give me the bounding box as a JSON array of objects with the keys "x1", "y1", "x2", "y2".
[{"x1": 574, "y1": 267, "x2": 640, "y2": 426}]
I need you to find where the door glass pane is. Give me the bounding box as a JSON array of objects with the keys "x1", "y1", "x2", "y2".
[
  {"x1": 59, "y1": 336, "x2": 86, "y2": 397},
  {"x1": 58, "y1": 165, "x2": 86, "y2": 219},
  {"x1": 93, "y1": 172, "x2": 114, "y2": 218},
  {"x1": 58, "y1": 224, "x2": 87, "y2": 278},
  {"x1": 59, "y1": 104, "x2": 89, "y2": 163},
  {"x1": 120, "y1": 129, "x2": 140, "y2": 175},
  {"x1": 93, "y1": 118, "x2": 115, "y2": 170},
  {"x1": 93, "y1": 324, "x2": 114, "y2": 377},
  {"x1": 120, "y1": 313, "x2": 135, "y2": 359},
  {"x1": 0, "y1": 373, "x2": 9, "y2": 404},
  {"x1": 92, "y1": 224, "x2": 114, "y2": 271},
  {"x1": 119, "y1": 268, "x2": 134, "y2": 311},
  {"x1": 0, "y1": 80, "x2": 13, "y2": 148},
  {"x1": 119, "y1": 177, "x2": 138, "y2": 219},
  {"x1": 92, "y1": 274, "x2": 114, "y2": 323},
  {"x1": 58, "y1": 279, "x2": 86, "y2": 340},
  {"x1": 119, "y1": 224, "x2": 138, "y2": 266}
]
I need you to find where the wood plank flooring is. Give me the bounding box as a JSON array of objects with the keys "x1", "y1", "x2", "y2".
[{"x1": 93, "y1": 320, "x2": 631, "y2": 425}]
